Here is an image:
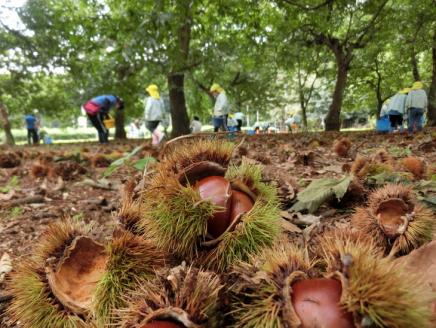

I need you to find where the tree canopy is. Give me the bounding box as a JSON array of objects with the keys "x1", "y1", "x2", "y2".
[{"x1": 0, "y1": 0, "x2": 435, "y2": 139}]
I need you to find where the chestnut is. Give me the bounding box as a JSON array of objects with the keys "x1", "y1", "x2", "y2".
[
  {"x1": 230, "y1": 190, "x2": 254, "y2": 223},
  {"x1": 141, "y1": 321, "x2": 185, "y2": 328},
  {"x1": 195, "y1": 176, "x2": 232, "y2": 238},
  {"x1": 291, "y1": 278, "x2": 354, "y2": 328}
]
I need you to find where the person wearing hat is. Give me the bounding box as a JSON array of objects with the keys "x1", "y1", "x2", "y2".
[
  {"x1": 82, "y1": 95, "x2": 124, "y2": 143},
  {"x1": 210, "y1": 83, "x2": 230, "y2": 132},
  {"x1": 387, "y1": 88, "x2": 410, "y2": 132},
  {"x1": 405, "y1": 81, "x2": 428, "y2": 133},
  {"x1": 144, "y1": 84, "x2": 165, "y2": 145}
]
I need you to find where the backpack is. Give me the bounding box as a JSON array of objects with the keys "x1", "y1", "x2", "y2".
[{"x1": 83, "y1": 101, "x2": 101, "y2": 115}]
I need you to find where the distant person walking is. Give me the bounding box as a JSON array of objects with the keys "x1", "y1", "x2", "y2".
[
  {"x1": 144, "y1": 84, "x2": 165, "y2": 145},
  {"x1": 210, "y1": 83, "x2": 230, "y2": 132},
  {"x1": 190, "y1": 116, "x2": 202, "y2": 133},
  {"x1": 387, "y1": 88, "x2": 410, "y2": 132},
  {"x1": 82, "y1": 95, "x2": 124, "y2": 143},
  {"x1": 406, "y1": 81, "x2": 427, "y2": 133},
  {"x1": 24, "y1": 110, "x2": 39, "y2": 145}
]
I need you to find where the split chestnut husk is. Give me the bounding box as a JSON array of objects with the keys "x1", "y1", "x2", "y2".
[
  {"x1": 118, "y1": 263, "x2": 223, "y2": 328},
  {"x1": 351, "y1": 184, "x2": 434, "y2": 256},
  {"x1": 140, "y1": 140, "x2": 280, "y2": 271},
  {"x1": 7, "y1": 219, "x2": 167, "y2": 328},
  {"x1": 7, "y1": 219, "x2": 100, "y2": 327},
  {"x1": 230, "y1": 229, "x2": 432, "y2": 328}
]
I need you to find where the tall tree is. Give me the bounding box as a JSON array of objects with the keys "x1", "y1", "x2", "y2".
[{"x1": 279, "y1": 0, "x2": 389, "y2": 130}]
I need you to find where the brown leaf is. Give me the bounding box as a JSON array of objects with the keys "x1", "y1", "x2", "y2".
[{"x1": 394, "y1": 241, "x2": 436, "y2": 319}]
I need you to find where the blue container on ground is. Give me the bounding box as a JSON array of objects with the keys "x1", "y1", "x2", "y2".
[{"x1": 376, "y1": 115, "x2": 391, "y2": 133}]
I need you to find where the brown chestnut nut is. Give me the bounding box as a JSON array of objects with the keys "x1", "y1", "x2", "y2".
[
  {"x1": 141, "y1": 321, "x2": 185, "y2": 328},
  {"x1": 291, "y1": 278, "x2": 354, "y2": 328},
  {"x1": 230, "y1": 190, "x2": 254, "y2": 223},
  {"x1": 195, "y1": 176, "x2": 232, "y2": 238}
]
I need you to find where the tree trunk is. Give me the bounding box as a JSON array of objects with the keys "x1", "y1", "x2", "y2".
[
  {"x1": 428, "y1": 27, "x2": 436, "y2": 127},
  {"x1": 168, "y1": 73, "x2": 190, "y2": 138},
  {"x1": 114, "y1": 109, "x2": 126, "y2": 139},
  {"x1": 411, "y1": 48, "x2": 421, "y2": 82},
  {"x1": 325, "y1": 59, "x2": 348, "y2": 131},
  {"x1": 0, "y1": 104, "x2": 15, "y2": 145},
  {"x1": 298, "y1": 90, "x2": 308, "y2": 129}
]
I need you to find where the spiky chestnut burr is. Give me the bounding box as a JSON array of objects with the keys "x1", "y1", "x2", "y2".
[
  {"x1": 401, "y1": 156, "x2": 425, "y2": 179},
  {"x1": 351, "y1": 184, "x2": 434, "y2": 256},
  {"x1": 92, "y1": 230, "x2": 168, "y2": 327},
  {"x1": 140, "y1": 140, "x2": 280, "y2": 271},
  {"x1": 230, "y1": 230, "x2": 431, "y2": 328},
  {"x1": 333, "y1": 137, "x2": 351, "y2": 157},
  {"x1": 7, "y1": 220, "x2": 101, "y2": 328},
  {"x1": 118, "y1": 263, "x2": 223, "y2": 328},
  {"x1": 319, "y1": 229, "x2": 432, "y2": 327}
]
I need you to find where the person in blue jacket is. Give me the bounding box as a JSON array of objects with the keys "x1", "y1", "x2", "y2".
[
  {"x1": 82, "y1": 95, "x2": 124, "y2": 143},
  {"x1": 24, "y1": 111, "x2": 40, "y2": 145}
]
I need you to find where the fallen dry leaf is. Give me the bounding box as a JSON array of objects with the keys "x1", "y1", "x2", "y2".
[
  {"x1": 280, "y1": 218, "x2": 302, "y2": 233},
  {"x1": 394, "y1": 241, "x2": 436, "y2": 320},
  {"x1": 0, "y1": 253, "x2": 12, "y2": 283}
]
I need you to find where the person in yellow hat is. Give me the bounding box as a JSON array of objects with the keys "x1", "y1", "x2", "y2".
[
  {"x1": 210, "y1": 83, "x2": 230, "y2": 132},
  {"x1": 386, "y1": 88, "x2": 410, "y2": 133},
  {"x1": 405, "y1": 81, "x2": 427, "y2": 133},
  {"x1": 144, "y1": 84, "x2": 164, "y2": 145}
]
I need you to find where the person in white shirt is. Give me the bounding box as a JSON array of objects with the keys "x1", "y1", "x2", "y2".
[
  {"x1": 234, "y1": 112, "x2": 244, "y2": 131},
  {"x1": 406, "y1": 81, "x2": 428, "y2": 133},
  {"x1": 144, "y1": 84, "x2": 164, "y2": 145},
  {"x1": 190, "y1": 116, "x2": 202, "y2": 133},
  {"x1": 210, "y1": 83, "x2": 230, "y2": 132},
  {"x1": 387, "y1": 88, "x2": 410, "y2": 132}
]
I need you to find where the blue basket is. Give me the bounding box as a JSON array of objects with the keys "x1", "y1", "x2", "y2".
[
  {"x1": 247, "y1": 129, "x2": 255, "y2": 135},
  {"x1": 376, "y1": 116, "x2": 391, "y2": 132}
]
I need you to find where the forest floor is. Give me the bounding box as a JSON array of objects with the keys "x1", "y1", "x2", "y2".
[{"x1": 0, "y1": 130, "x2": 435, "y2": 327}]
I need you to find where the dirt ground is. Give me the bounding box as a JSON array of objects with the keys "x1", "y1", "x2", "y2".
[{"x1": 0, "y1": 130, "x2": 435, "y2": 327}]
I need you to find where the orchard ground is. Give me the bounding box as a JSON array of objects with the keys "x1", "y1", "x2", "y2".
[{"x1": 0, "y1": 129, "x2": 435, "y2": 326}]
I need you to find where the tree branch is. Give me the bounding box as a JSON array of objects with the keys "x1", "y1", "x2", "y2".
[
  {"x1": 351, "y1": 0, "x2": 389, "y2": 48},
  {"x1": 280, "y1": 0, "x2": 334, "y2": 11}
]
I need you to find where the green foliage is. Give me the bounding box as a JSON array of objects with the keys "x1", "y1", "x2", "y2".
[
  {"x1": 0, "y1": 176, "x2": 19, "y2": 193},
  {"x1": 102, "y1": 145, "x2": 146, "y2": 177},
  {"x1": 0, "y1": 0, "x2": 435, "y2": 135},
  {"x1": 9, "y1": 207, "x2": 23, "y2": 218},
  {"x1": 366, "y1": 171, "x2": 413, "y2": 186},
  {"x1": 132, "y1": 157, "x2": 157, "y2": 171},
  {"x1": 291, "y1": 175, "x2": 353, "y2": 213}
]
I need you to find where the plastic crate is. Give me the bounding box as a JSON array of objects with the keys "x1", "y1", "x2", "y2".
[{"x1": 376, "y1": 116, "x2": 391, "y2": 132}]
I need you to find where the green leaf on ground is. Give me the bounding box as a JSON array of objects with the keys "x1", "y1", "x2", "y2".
[
  {"x1": 132, "y1": 156, "x2": 156, "y2": 171},
  {"x1": 0, "y1": 176, "x2": 20, "y2": 193},
  {"x1": 387, "y1": 146, "x2": 412, "y2": 157},
  {"x1": 291, "y1": 175, "x2": 352, "y2": 213},
  {"x1": 102, "y1": 145, "x2": 144, "y2": 177},
  {"x1": 367, "y1": 171, "x2": 413, "y2": 186}
]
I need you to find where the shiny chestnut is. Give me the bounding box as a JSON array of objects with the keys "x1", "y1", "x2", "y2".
[{"x1": 291, "y1": 278, "x2": 354, "y2": 328}]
